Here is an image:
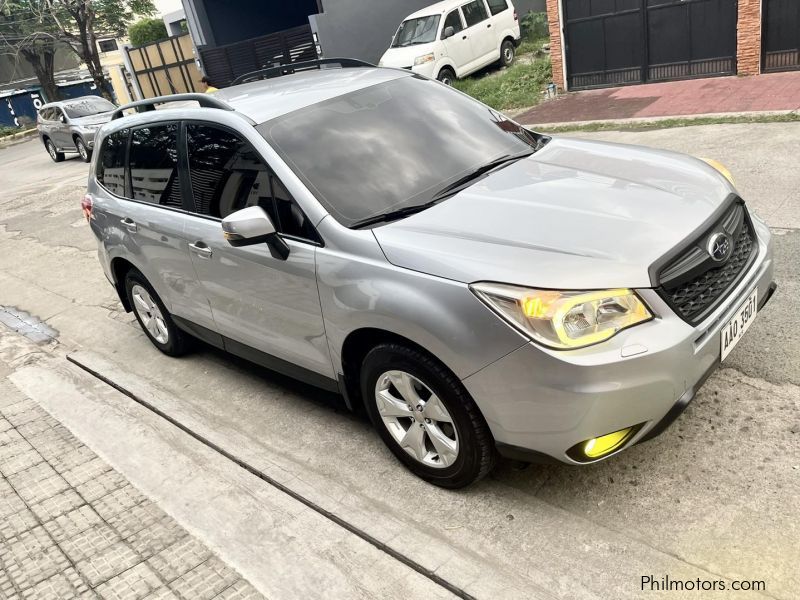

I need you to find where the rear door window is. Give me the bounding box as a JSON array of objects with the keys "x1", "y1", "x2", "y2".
[
  {"x1": 97, "y1": 129, "x2": 129, "y2": 196},
  {"x1": 462, "y1": 0, "x2": 489, "y2": 27},
  {"x1": 186, "y1": 124, "x2": 319, "y2": 242},
  {"x1": 129, "y1": 124, "x2": 183, "y2": 208},
  {"x1": 486, "y1": 0, "x2": 509, "y2": 15}
]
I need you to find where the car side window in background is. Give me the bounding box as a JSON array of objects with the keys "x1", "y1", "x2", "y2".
[
  {"x1": 462, "y1": 0, "x2": 489, "y2": 27},
  {"x1": 443, "y1": 10, "x2": 464, "y2": 36},
  {"x1": 129, "y1": 124, "x2": 183, "y2": 208},
  {"x1": 186, "y1": 124, "x2": 318, "y2": 242},
  {"x1": 486, "y1": 0, "x2": 509, "y2": 16},
  {"x1": 97, "y1": 129, "x2": 129, "y2": 197}
]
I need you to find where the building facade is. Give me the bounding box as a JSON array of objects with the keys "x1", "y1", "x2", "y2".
[{"x1": 546, "y1": 0, "x2": 800, "y2": 91}]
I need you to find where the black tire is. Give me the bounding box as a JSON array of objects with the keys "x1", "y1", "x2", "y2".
[
  {"x1": 45, "y1": 139, "x2": 65, "y2": 162},
  {"x1": 500, "y1": 40, "x2": 515, "y2": 67},
  {"x1": 361, "y1": 343, "x2": 496, "y2": 488},
  {"x1": 75, "y1": 137, "x2": 91, "y2": 163},
  {"x1": 124, "y1": 269, "x2": 191, "y2": 357},
  {"x1": 437, "y1": 67, "x2": 456, "y2": 86}
]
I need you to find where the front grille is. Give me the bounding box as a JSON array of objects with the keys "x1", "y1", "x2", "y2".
[{"x1": 655, "y1": 200, "x2": 758, "y2": 325}]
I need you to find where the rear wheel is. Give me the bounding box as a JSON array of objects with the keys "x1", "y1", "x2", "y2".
[
  {"x1": 361, "y1": 343, "x2": 496, "y2": 488},
  {"x1": 437, "y1": 67, "x2": 456, "y2": 86},
  {"x1": 75, "y1": 137, "x2": 91, "y2": 162},
  {"x1": 500, "y1": 40, "x2": 515, "y2": 67},
  {"x1": 45, "y1": 139, "x2": 64, "y2": 162},
  {"x1": 124, "y1": 269, "x2": 190, "y2": 356}
]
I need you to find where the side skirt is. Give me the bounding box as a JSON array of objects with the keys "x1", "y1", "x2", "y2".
[{"x1": 172, "y1": 316, "x2": 339, "y2": 394}]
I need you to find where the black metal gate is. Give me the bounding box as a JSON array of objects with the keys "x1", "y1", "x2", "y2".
[
  {"x1": 199, "y1": 25, "x2": 317, "y2": 88},
  {"x1": 763, "y1": 0, "x2": 800, "y2": 71},
  {"x1": 564, "y1": 0, "x2": 737, "y2": 90}
]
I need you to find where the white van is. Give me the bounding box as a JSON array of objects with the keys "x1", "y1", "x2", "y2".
[{"x1": 379, "y1": 0, "x2": 521, "y2": 85}]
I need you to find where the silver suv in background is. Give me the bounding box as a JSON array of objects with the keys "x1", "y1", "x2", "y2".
[
  {"x1": 84, "y1": 59, "x2": 776, "y2": 488},
  {"x1": 38, "y1": 95, "x2": 117, "y2": 163}
]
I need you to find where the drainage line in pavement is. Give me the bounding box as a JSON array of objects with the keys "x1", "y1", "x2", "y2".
[{"x1": 66, "y1": 354, "x2": 476, "y2": 600}]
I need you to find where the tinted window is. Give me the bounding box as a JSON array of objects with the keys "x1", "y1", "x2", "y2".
[
  {"x1": 486, "y1": 0, "x2": 509, "y2": 15},
  {"x1": 392, "y1": 15, "x2": 441, "y2": 47},
  {"x1": 129, "y1": 124, "x2": 183, "y2": 207},
  {"x1": 186, "y1": 125, "x2": 317, "y2": 241},
  {"x1": 462, "y1": 0, "x2": 489, "y2": 26},
  {"x1": 442, "y1": 10, "x2": 464, "y2": 35},
  {"x1": 63, "y1": 97, "x2": 116, "y2": 118},
  {"x1": 259, "y1": 76, "x2": 540, "y2": 227},
  {"x1": 97, "y1": 129, "x2": 129, "y2": 196},
  {"x1": 38, "y1": 108, "x2": 52, "y2": 121}
]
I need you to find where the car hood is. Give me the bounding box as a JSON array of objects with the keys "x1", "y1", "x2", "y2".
[
  {"x1": 379, "y1": 43, "x2": 436, "y2": 68},
  {"x1": 372, "y1": 137, "x2": 734, "y2": 289},
  {"x1": 72, "y1": 112, "x2": 114, "y2": 126}
]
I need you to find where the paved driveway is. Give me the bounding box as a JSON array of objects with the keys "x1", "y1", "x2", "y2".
[{"x1": 0, "y1": 126, "x2": 798, "y2": 599}]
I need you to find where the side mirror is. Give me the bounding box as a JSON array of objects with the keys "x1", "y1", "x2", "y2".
[
  {"x1": 221, "y1": 206, "x2": 289, "y2": 260},
  {"x1": 442, "y1": 26, "x2": 455, "y2": 40}
]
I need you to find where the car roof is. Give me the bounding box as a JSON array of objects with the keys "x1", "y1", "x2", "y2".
[
  {"x1": 40, "y1": 95, "x2": 111, "y2": 109},
  {"x1": 406, "y1": 0, "x2": 476, "y2": 19},
  {"x1": 212, "y1": 66, "x2": 411, "y2": 124}
]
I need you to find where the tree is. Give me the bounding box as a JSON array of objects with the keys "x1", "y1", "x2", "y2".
[
  {"x1": 0, "y1": 1, "x2": 62, "y2": 101},
  {"x1": 0, "y1": 0, "x2": 155, "y2": 100},
  {"x1": 128, "y1": 16, "x2": 166, "y2": 47}
]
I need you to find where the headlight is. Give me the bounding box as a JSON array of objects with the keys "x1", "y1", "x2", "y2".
[
  {"x1": 700, "y1": 158, "x2": 735, "y2": 187},
  {"x1": 470, "y1": 283, "x2": 653, "y2": 350},
  {"x1": 414, "y1": 53, "x2": 435, "y2": 66}
]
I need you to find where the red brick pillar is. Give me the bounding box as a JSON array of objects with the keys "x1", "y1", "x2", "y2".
[
  {"x1": 737, "y1": 0, "x2": 762, "y2": 75},
  {"x1": 546, "y1": 0, "x2": 566, "y2": 90}
]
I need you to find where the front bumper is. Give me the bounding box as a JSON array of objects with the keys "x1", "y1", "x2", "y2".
[{"x1": 462, "y1": 218, "x2": 775, "y2": 465}]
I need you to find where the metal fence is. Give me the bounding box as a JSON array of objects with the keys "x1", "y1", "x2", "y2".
[{"x1": 126, "y1": 33, "x2": 204, "y2": 98}]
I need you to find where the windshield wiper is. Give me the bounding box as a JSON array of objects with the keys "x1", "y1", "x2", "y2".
[
  {"x1": 429, "y1": 150, "x2": 534, "y2": 203},
  {"x1": 351, "y1": 202, "x2": 439, "y2": 229}
]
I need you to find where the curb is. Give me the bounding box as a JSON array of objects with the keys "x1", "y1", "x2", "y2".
[
  {"x1": 0, "y1": 128, "x2": 38, "y2": 148},
  {"x1": 519, "y1": 109, "x2": 800, "y2": 130}
]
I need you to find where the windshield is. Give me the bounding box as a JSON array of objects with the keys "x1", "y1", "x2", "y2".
[
  {"x1": 63, "y1": 97, "x2": 116, "y2": 118},
  {"x1": 391, "y1": 15, "x2": 441, "y2": 47},
  {"x1": 258, "y1": 75, "x2": 543, "y2": 228}
]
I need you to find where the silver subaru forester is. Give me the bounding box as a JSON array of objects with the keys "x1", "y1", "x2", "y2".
[{"x1": 84, "y1": 59, "x2": 776, "y2": 488}]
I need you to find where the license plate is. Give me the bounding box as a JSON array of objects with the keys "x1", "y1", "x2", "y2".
[{"x1": 720, "y1": 289, "x2": 758, "y2": 361}]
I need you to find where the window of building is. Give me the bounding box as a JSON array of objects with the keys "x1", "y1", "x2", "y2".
[
  {"x1": 129, "y1": 124, "x2": 183, "y2": 208},
  {"x1": 98, "y1": 39, "x2": 118, "y2": 53}
]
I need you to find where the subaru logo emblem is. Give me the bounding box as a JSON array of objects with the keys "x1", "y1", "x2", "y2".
[{"x1": 707, "y1": 232, "x2": 732, "y2": 262}]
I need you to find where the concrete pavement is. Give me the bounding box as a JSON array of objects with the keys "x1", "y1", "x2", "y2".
[{"x1": 1, "y1": 129, "x2": 798, "y2": 599}]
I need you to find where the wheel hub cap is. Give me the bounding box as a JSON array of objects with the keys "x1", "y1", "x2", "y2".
[
  {"x1": 131, "y1": 285, "x2": 169, "y2": 344},
  {"x1": 375, "y1": 370, "x2": 459, "y2": 468}
]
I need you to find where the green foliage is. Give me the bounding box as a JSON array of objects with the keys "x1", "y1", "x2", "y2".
[
  {"x1": 453, "y1": 58, "x2": 552, "y2": 111},
  {"x1": 517, "y1": 11, "x2": 550, "y2": 55},
  {"x1": 128, "y1": 17, "x2": 168, "y2": 47},
  {"x1": 95, "y1": 0, "x2": 157, "y2": 38}
]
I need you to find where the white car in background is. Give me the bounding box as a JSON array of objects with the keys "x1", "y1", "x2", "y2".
[{"x1": 379, "y1": 0, "x2": 521, "y2": 85}]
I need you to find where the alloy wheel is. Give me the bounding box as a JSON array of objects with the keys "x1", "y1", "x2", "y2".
[
  {"x1": 131, "y1": 284, "x2": 169, "y2": 344},
  {"x1": 374, "y1": 370, "x2": 459, "y2": 468},
  {"x1": 77, "y1": 140, "x2": 87, "y2": 160},
  {"x1": 47, "y1": 142, "x2": 56, "y2": 160}
]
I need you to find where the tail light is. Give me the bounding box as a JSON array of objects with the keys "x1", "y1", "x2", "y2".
[
  {"x1": 514, "y1": 10, "x2": 518, "y2": 20},
  {"x1": 81, "y1": 194, "x2": 93, "y2": 223}
]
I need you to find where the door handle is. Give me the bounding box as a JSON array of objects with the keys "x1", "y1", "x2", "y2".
[
  {"x1": 121, "y1": 218, "x2": 137, "y2": 233},
  {"x1": 487, "y1": 23, "x2": 492, "y2": 28},
  {"x1": 462, "y1": 35, "x2": 468, "y2": 40},
  {"x1": 189, "y1": 241, "x2": 213, "y2": 260}
]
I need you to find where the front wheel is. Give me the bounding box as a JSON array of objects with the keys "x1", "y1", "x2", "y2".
[
  {"x1": 361, "y1": 343, "x2": 496, "y2": 488},
  {"x1": 437, "y1": 67, "x2": 456, "y2": 86},
  {"x1": 124, "y1": 269, "x2": 190, "y2": 356},
  {"x1": 500, "y1": 40, "x2": 515, "y2": 67},
  {"x1": 75, "y1": 137, "x2": 91, "y2": 163}
]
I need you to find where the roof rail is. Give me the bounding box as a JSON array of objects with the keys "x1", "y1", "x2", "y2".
[
  {"x1": 231, "y1": 58, "x2": 375, "y2": 86},
  {"x1": 111, "y1": 93, "x2": 235, "y2": 120}
]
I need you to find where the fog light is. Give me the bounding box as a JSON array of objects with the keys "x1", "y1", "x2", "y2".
[{"x1": 567, "y1": 424, "x2": 643, "y2": 462}]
